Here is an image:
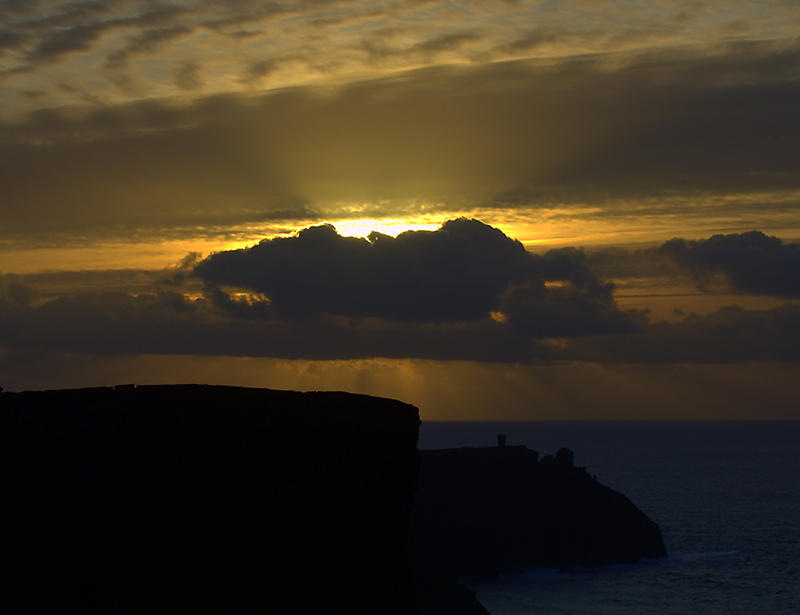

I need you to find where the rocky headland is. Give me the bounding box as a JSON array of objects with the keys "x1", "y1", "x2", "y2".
[
  {"x1": 411, "y1": 444, "x2": 667, "y2": 578},
  {"x1": 2, "y1": 385, "x2": 665, "y2": 613}
]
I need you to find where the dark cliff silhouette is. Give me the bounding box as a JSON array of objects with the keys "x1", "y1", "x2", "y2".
[
  {"x1": 2, "y1": 385, "x2": 665, "y2": 613},
  {"x1": 2, "y1": 385, "x2": 438, "y2": 613},
  {"x1": 411, "y1": 444, "x2": 667, "y2": 577}
]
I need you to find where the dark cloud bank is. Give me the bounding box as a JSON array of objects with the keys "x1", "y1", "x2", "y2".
[
  {"x1": 659, "y1": 231, "x2": 800, "y2": 298},
  {"x1": 0, "y1": 220, "x2": 631, "y2": 362},
  {"x1": 2, "y1": 221, "x2": 800, "y2": 364},
  {"x1": 589, "y1": 230, "x2": 800, "y2": 298},
  {"x1": 194, "y1": 218, "x2": 623, "y2": 326}
]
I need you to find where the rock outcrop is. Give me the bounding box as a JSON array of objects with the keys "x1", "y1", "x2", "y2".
[{"x1": 411, "y1": 444, "x2": 667, "y2": 577}]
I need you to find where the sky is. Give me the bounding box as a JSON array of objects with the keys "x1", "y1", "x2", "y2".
[{"x1": 1, "y1": 0, "x2": 799, "y2": 419}]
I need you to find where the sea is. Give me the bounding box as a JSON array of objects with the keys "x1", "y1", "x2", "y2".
[{"x1": 418, "y1": 421, "x2": 800, "y2": 615}]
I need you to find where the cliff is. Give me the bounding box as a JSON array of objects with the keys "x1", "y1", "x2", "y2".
[
  {"x1": 411, "y1": 444, "x2": 668, "y2": 577},
  {"x1": 2, "y1": 385, "x2": 666, "y2": 613},
  {"x1": 2, "y1": 384, "x2": 427, "y2": 613}
]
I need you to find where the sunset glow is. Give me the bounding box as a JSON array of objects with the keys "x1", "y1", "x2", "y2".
[{"x1": 329, "y1": 219, "x2": 443, "y2": 239}]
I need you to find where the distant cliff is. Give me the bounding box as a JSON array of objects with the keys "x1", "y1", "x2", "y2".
[{"x1": 411, "y1": 444, "x2": 668, "y2": 577}]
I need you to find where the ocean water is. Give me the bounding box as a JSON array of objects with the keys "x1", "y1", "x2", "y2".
[{"x1": 418, "y1": 421, "x2": 800, "y2": 615}]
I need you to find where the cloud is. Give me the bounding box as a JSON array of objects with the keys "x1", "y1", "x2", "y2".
[
  {"x1": 240, "y1": 56, "x2": 304, "y2": 85},
  {"x1": 0, "y1": 273, "x2": 33, "y2": 308},
  {"x1": 585, "y1": 245, "x2": 683, "y2": 283},
  {"x1": 4, "y1": 228, "x2": 800, "y2": 365},
  {"x1": 499, "y1": 279, "x2": 633, "y2": 338},
  {"x1": 0, "y1": 221, "x2": 638, "y2": 361},
  {"x1": 586, "y1": 231, "x2": 800, "y2": 299},
  {"x1": 660, "y1": 231, "x2": 800, "y2": 298},
  {"x1": 173, "y1": 60, "x2": 204, "y2": 91},
  {"x1": 0, "y1": 30, "x2": 31, "y2": 56},
  {"x1": 104, "y1": 25, "x2": 196, "y2": 69},
  {"x1": 4, "y1": 0, "x2": 800, "y2": 119},
  {"x1": 360, "y1": 30, "x2": 483, "y2": 63},
  {"x1": 193, "y1": 219, "x2": 631, "y2": 330},
  {"x1": 485, "y1": 29, "x2": 558, "y2": 57},
  {"x1": 12, "y1": 255, "x2": 203, "y2": 299},
  {"x1": 3, "y1": 282, "x2": 800, "y2": 365},
  {"x1": 0, "y1": 284, "x2": 539, "y2": 361},
  {"x1": 25, "y1": 21, "x2": 111, "y2": 63},
  {"x1": 2, "y1": 42, "x2": 799, "y2": 243},
  {"x1": 560, "y1": 303, "x2": 800, "y2": 364},
  {"x1": 17, "y1": 4, "x2": 189, "y2": 68},
  {"x1": 194, "y1": 219, "x2": 529, "y2": 322}
]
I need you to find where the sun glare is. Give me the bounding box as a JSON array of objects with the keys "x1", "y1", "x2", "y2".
[{"x1": 332, "y1": 219, "x2": 442, "y2": 238}]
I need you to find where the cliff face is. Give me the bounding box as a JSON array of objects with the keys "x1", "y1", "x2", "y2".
[
  {"x1": 411, "y1": 445, "x2": 668, "y2": 577},
  {"x1": 2, "y1": 385, "x2": 422, "y2": 613}
]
